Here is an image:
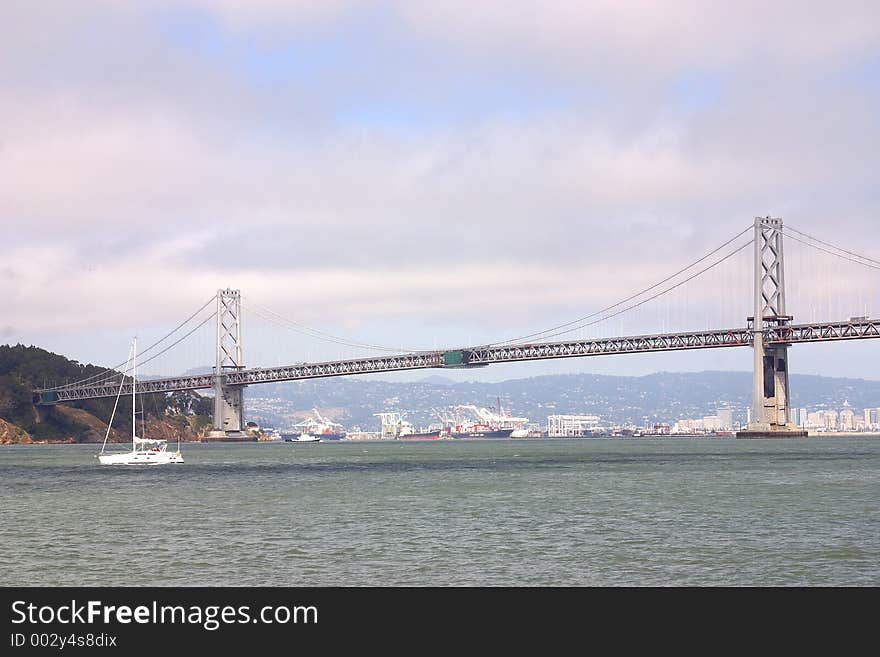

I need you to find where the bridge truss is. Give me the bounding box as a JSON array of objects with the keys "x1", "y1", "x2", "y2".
[{"x1": 37, "y1": 317, "x2": 880, "y2": 404}]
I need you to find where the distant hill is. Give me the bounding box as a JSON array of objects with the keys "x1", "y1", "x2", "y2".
[
  {"x1": 4, "y1": 343, "x2": 880, "y2": 441},
  {"x1": 182, "y1": 366, "x2": 214, "y2": 376},
  {"x1": 245, "y1": 370, "x2": 880, "y2": 431},
  {"x1": 417, "y1": 375, "x2": 457, "y2": 386}
]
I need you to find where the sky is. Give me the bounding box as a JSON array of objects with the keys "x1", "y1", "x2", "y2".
[{"x1": 2, "y1": 1, "x2": 879, "y2": 383}]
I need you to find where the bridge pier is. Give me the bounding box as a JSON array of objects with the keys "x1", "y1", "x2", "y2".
[
  {"x1": 205, "y1": 380, "x2": 247, "y2": 440},
  {"x1": 737, "y1": 217, "x2": 807, "y2": 439},
  {"x1": 203, "y1": 288, "x2": 254, "y2": 442}
]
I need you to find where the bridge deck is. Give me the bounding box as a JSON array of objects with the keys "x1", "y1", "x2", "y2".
[{"x1": 35, "y1": 318, "x2": 880, "y2": 403}]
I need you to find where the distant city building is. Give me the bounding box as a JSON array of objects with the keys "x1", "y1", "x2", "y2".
[
  {"x1": 825, "y1": 410, "x2": 838, "y2": 430},
  {"x1": 840, "y1": 408, "x2": 855, "y2": 431},
  {"x1": 673, "y1": 418, "x2": 704, "y2": 433},
  {"x1": 864, "y1": 408, "x2": 880, "y2": 431},
  {"x1": 672, "y1": 407, "x2": 738, "y2": 434},
  {"x1": 806, "y1": 409, "x2": 838, "y2": 431}
]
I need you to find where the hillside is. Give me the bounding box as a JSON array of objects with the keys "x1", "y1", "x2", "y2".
[
  {"x1": 0, "y1": 344, "x2": 212, "y2": 443},
  {"x1": 246, "y1": 371, "x2": 880, "y2": 431},
  {"x1": 0, "y1": 418, "x2": 33, "y2": 444}
]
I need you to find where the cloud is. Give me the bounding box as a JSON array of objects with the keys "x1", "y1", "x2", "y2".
[
  {"x1": 182, "y1": 0, "x2": 365, "y2": 30},
  {"x1": 1, "y1": 1, "x2": 878, "y2": 377},
  {"x1": 175, "y1": 2, "x2": 880, "y2": 77},
  {"x1": 396, "y1": 1, "x2": 880, "y2": 74}
]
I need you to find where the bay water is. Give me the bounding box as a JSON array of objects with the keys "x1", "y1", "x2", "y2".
[{"x1": 1, "y1": 437, "x2": 877, "y2": 586}]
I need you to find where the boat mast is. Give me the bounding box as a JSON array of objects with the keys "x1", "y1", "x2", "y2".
[
  {"x1": 100, "y1": 341, "x2": 133, "y2": 455},
  {"x1": 132, "y1": 337, "x2": 137, "y2": 451}
]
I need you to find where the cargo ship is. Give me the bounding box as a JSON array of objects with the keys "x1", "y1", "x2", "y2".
[
  {"x1": 375, "y1": 412, "x2": 445, "y2": 440},
  {"x1": 399, "y1": 428, "x2": 444, "y2": 440},
  {"x1": 450, "y1": 426, "x2": 515, "y2": 439},
  {"x1": 437, "y1": 402, "x2": 529, "y2": 439},
  {"x1": 283, "y1": 409, "x2": 346, "y2": 441}
]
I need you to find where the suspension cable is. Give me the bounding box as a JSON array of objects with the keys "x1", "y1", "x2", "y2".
[
  {"x1": 509, "y1": 238, "x2": 754, "y2": 343},
  {"x1": 783, "y1": 226, "x2": 880, "y2": 271},
  {"x1": 96, "y1": 311, "x2": 216, "y2": 388},
  {"x1": 46, "y1": 297, "x2": 217, "y2": 390},
  {"x1": 242, "y1": 298, "x2": 424, "y2": 353},
  {"x1": 489, "y1": 225, "x2": 753, "y2": 346},
  {"x1": 127, "y1": 311, "x2": 217, "y2": 374}
]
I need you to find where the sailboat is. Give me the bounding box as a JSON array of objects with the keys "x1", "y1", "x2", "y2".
[{"x1": 97, "y1": 338, "x2": 184, "y2": 465}]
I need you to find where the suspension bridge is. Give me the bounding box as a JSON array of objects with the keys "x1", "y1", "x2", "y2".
[{"x1": 33, "y1": 217, "x2": 880, "y2": 438}]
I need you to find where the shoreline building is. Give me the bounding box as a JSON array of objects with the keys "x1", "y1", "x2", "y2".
[
  {"x1": 840, "y1": 407, "x2": 855, "y2": 431},
  {"x1": 718, "y1": 408, "x2": 734, "y2": 431},
  {"x1": 547, "y1": 414, "x2": 602, "y2": 437},
  {"x1": 865, "y1": 408, "x2": 880, "y2": 431},
  {"x1": 672, "y1": 407, "x2": 738, "y2": 434}
]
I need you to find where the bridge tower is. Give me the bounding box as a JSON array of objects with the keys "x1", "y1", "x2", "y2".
[
  {"x1": 737, "y1": 217, "x2": 807, "y2": 438},
  {"x1": 205, "y1": 288, "x2": 248, "y2": 440}
]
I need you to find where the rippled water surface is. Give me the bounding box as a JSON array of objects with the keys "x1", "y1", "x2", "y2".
[{"x1": 1, "y1": 437, "x2": 878, "y2": 586}]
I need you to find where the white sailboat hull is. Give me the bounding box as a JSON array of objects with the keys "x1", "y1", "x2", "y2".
[
  {"x1": 98, "y1": 450, "x2": 184, "y2": 465},
  {"x1": 96, "y1": 338, "x2": 185, "y2": 466}
]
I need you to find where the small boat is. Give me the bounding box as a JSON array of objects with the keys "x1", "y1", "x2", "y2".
[
  {"x1": 97, "y1": 338, "x2": 184, "y2": 466},
  {"x1": 282, "y1": 432, "x2": 321, "y2": 443}
]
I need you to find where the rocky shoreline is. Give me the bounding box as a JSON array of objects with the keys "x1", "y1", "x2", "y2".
[
  {"x1": 0, "y1": 418, "x2": 33, "y2": 444},
  {"x1": 0, "y1": 410, "x2": 214, "y2": 445}
]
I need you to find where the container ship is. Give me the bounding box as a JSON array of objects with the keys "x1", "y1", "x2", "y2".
[
  {"x1": 375, "y1": 412, "x2": 444, "y2": 440},
  {"x1": 282, "y1": 408, "x2": 346, "y2": 441},
  {"x1": 438, "y1": 402, "x2": 530, "y2": 439},
  {"x1": 400, "y1": 428, "x2": 444, "y2": 440},
  {"x1": 450, "y1": 426, "x2": 515, "y2": 439}
]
